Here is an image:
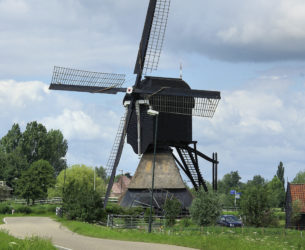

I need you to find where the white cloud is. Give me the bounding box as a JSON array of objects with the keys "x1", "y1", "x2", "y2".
[
  {"x1": 0, "y1": 80, "x2": 47, "y2": 108},
  {"x1": 193, "y1": 74, "x2": 305, "y2": 181},
  {"x1": 42, "y1": 109, "x2": 102, "y2": 140}
]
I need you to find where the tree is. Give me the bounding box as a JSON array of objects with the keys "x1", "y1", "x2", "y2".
[
  {"x1": 16, "y1": 160, "x2": 55, "y2": 205},
  {"x1": 96, "y1": 166, "x2": 107, "y2": 182},
  {"x1": 267, "y1": 176, "x2": 285, "y2": 208},
  {"x1": 190, "y1": 189, "x2": 222, "y2": 226},
  {"x1": 48, "y1": 164, "x2": 106, "y2": 198},
  {"x1": 62, "y1": 179, "x2": 105, "y2": 222},
  {"x1": 240, "y1": 185, "x2": 275, "y2": 227},
  {"x1": 163, "y1": 198, "x2": 182, "y2": 227},
  {"x1": 0, "y1": 122, "x2": 68, "y2": 189},
  {"x1": 276, "y1": 162, "x2": 285, "y2": 188},
  {"x1": 45, "y1": 129, "x2": 68, "y2": 176},
  {"x1": 0, "y1": 124, "x2": 22, "y2": 153},
  {"x1": 247, "y1": 175, "x2": 266, "y2": 187},
  {"x1": 218, "y1": 171, "x2": 241, "y2": 194},
  {"x1": 3, "y1": 149, "x2": 28, "y2": 188},
  {"x1": 20, "y1": 121, "x2": 49, "y2": 164},
  {"x1": 292, "y1": 171, "x2": 305, "y2": 184},
  {"x1": 217, "y1": 171, "x2": 241, "y2": 207},
  {"x1": 0, "y1": 151, "x2": 7, "y2": 180}
]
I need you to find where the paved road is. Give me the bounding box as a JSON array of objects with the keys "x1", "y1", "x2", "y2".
[{"x1": 0, "y1": 217, "x2": 195, "y2": 250}]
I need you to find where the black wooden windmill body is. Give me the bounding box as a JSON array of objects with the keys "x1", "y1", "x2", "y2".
[{"x1": 49, "y1": 0, "x2": 221, "y2": 209}]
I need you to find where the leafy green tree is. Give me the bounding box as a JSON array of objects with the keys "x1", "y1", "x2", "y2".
[
  {"x1": 45, "y1": 129, "x2": 68, "y2": 176},
  {"x1": 163, "y1": 198, "x2": 182, "y2": 227},
  {"x1": 0, "y1": 122, "x2": 67, "y2": 189},
  {"x1": 16, "y1": 160, "x2": 55, "y2": 205},
  {"x1": 96, "y1": 166, "x2": 107, "y2": 182},
  {"x1": 0, "y1": 151, "x2": 7, "y2": 180},
  {"x1": 0, "y1": 124, "x2": 22, "y2": 153},
  {"x1": 218, "y1": 171, "x2": 241, "y2": 194},
  {"x1": 190, "y1": 189, "x2": 222, "y2": 226},
  {"x1": 217, "y1": 171, "x2": 242, "y2": 207},
  {"x1": 48, "y1": 164, "x2": 106, "y2": 198},
  {"x1": 20, "y1": 121, "x2": 49, "y2": 164},
  {"x1": 240, "y1": 185, "x2": 275, "y2": 227},
  {"x1": 276, "y1": 161, "x2": 285, "y2": 188},
  {"x1": 247, "y1": 175, "x2": 266, "y2": 187},
  {"x1": 3, "y1": 149, "x2": 28, "y2": 187},
  {"x1": 20, "y1": 122, "x2": 67, "y2": 176},
  {"x1": 267, "y1": 176, "x2": 285, "y2": 208},
  {"x1": 292, "y1": 171, "x2": 305, "y2": 184},
  {"x1": 62, "y1": 179, "x2": 105, "y2": 222}
]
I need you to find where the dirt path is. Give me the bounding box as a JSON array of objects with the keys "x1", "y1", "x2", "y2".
[{"x1": 0, "y1": 217, "x2": 195, "y2": 250}]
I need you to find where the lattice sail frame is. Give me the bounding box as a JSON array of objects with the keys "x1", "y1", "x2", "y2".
[
  {"x1": 146, "y1": 95, "x2": 220, "y2": 118},
  {"x1": 51, "y1": 66, "x2": 125, "y2": 88},
  {"x1": 143, "y1": 0, "x2": 171, "y2": 74}
]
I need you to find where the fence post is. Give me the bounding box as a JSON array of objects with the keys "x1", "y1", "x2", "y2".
[{"x1": 107, "y1": 214, "x2": 110, "y2": 227}]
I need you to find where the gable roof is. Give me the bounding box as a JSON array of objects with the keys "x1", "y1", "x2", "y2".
[
  {"x1": 111, "y1": 176, "x2": 131, "y2": 197},
  {"x1": 288, "y1": 183, "x2": 305, "y2": 213}
]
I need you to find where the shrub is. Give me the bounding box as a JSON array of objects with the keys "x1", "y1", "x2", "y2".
[
  {"x1": 63, "y1": 180, "x2": 106, "y2": 223},
  {"x1": 31, "y1": 205, "x2": 50, "y2": 214},
  {"x1": 15, "y1": 206, "x2": 32, "y2": 214},
  {"x1": 105, "y1": 203, "x2": 125, "y2": 215},
  {"x1": 144, "y1": 208, "x2": 154, "y2": 223},
  {"x1": 0, "y1": 203, "x2": 11, "y2": 214},
  {"x1": 124, "y1": 207, "x2": 144, "y2": 216},
  {"x1": 45, "y1": 204, "x2": 57, "y2": 213},
  {"x1": 291, "y1": 200, "x2": 302, "y2": 225},
  {"x1": 190, "y1": 189, "x2": 222, "y2": 226},
  {"x1": 240, "y1": 185, "x2": 275, "y2": 227},
  {"x1": 181, "y1": 217, "x2": 191, "y2": 227},
  {"x1": 163, "y1": 198, "x2": 182, "y2": 227}
]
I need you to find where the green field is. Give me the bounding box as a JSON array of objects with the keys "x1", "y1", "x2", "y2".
[
  {"x1": 57, "y1": 218, "x2": 305, "y2": 249},
  {"x1": 0, "y1": 230, "x2": 56, "y2": 250}
]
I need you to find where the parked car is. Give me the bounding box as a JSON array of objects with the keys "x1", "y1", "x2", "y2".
[{"x1": 217, "y1": 215, "x2": 243, "y2": 227}]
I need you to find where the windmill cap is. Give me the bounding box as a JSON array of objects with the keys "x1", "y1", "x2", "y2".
[{"x1": 139, "y1": 76, "x2": 191, "y2": 91}]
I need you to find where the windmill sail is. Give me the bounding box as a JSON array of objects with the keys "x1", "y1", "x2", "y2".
[
  {"x1": 103, "y1": 107, "x2": 129, "y2": 208},
  {"x1": 143, "y1": 0, "x2": 171, "y2": 74},
  {"x1": 134, "y1": 0, "x2": 171, "y2": 78},
  {"x1": 50, "y1": 66, "x2": 126, "y2": 94}
]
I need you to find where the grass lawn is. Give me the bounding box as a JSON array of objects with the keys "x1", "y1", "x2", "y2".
[
  {"x1": 0, "y1": 230, "x2": 56, "y2": 250},
  {"x1": 57, "y1": 218, "x2": 305, "y2": 250},
  {"x1": 0, "y1": 205, "x2": 304, "y2": 250}
]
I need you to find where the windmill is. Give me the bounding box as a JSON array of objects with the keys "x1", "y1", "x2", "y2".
[{"x1": 49, "y1": 0, "x2": 221, "y2": 209}]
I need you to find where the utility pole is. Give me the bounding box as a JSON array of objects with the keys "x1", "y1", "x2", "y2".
[{"x1": 147, "y1": 108, "x2": 159, "y2": 233}]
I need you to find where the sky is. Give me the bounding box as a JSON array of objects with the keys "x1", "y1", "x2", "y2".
[{"x1": 1, "y1": 0, "x2": 305, "y2": 183}]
